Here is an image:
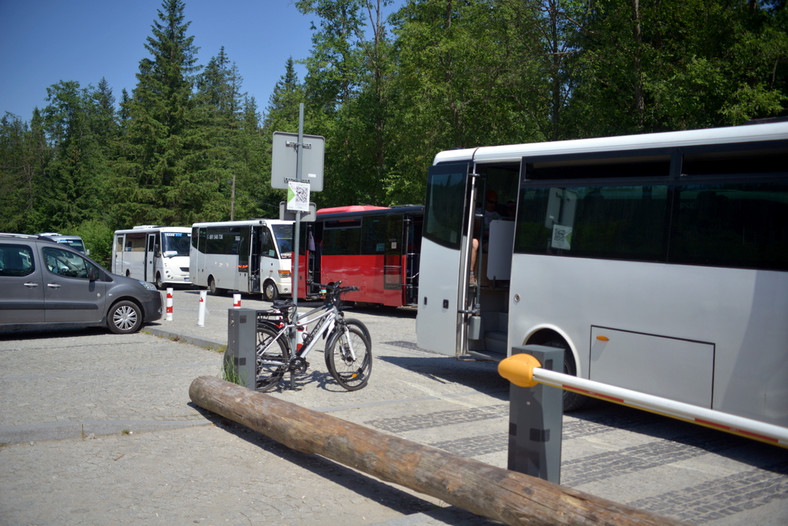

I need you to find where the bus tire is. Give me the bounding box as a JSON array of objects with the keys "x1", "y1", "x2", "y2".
[
  {"x1": 263, "y1": 280, "x2": 279, "y2": 301},
  {"x1": 561, "y1": 351, "x2": 588, "y2": 412},
  {"x1": 155, "y1": 272, "x2": 164, "y2": 290},
  {"x1": 208, "y1": 276, "x2": 221, "y2": 295},
  {"x1": 529, "y1": 333, "x2": 588, "y2": 412}
]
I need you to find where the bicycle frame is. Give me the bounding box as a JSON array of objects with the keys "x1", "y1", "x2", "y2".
[{"x1": 259, "y1": 300, "x2": 356, "y2": 365}]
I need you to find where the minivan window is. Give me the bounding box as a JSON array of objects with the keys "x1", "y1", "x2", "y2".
[
  {"x1": 43, "y1": 247, "x2": 96, "y2": 279},
  {"x1": 0, "y1": 244, "x2": 35, "y2": 276}
]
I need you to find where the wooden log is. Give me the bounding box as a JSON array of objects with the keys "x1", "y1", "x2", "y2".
[{"x1": 189, "y1": 375, "x2": 687, "y2": 526}]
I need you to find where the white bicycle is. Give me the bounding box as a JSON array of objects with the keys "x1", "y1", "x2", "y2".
[{"x1": 255, "y1": 282, "x2": 372, "y2": 391}]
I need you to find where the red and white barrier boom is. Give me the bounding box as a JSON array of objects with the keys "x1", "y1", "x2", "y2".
[{"x1": 499, "y1": 352, "x2": 788, "y2": 449}]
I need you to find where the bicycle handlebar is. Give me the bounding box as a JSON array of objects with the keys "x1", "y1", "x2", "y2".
[{"x1": 316, "y1": 281, "x2": 359, "y2": 300}]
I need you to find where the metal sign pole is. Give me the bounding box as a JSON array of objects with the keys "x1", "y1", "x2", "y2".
[{"x1": 291, "y1": 103, "x2": 305, "y2": 362}]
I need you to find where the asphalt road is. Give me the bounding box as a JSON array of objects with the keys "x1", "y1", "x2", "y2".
[{"x1": 0, "y1": 289, "x2": 786, "y2": 525}]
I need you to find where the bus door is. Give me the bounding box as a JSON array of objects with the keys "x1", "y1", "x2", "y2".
[
  {"x1": 191, "y1": 227, "x2": 206, "y2": 286},
  {"x1": 403, "y1": 214, "x2": 421, "y2": 306},
  {"x1": 247, "y1": 226, "x2": 260, "y2": 293},
  {"x1": 145, "y1": 233, "x2": 159, "y2": 282},
  {"x1": 238, "y1": 227, "x2": 252, "y2": 293},
  {"x1": 303, "y1": 223, "x2": 321, "y2": 297},
  {"x1": 259, "y1": 226, "x2": 278, "y2": 289},
  {"x1": 417, "y1": 161, "x2": 478, "y2": 357},
  {"x1": 383, "y1": 215, "x2": 403, "y2": 295}
]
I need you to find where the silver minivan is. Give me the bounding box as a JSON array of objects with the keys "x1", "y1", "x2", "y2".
[{"x1": 0, "y1": 234, "x2": 162, "y2": 334}]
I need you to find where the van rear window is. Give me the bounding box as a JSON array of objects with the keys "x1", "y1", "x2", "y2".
[{"x1": 0, "y1": 244, "x2": 35, "y2": 277}]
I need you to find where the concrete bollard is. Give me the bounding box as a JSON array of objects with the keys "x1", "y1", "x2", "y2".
[{"x1": 197, "y1": 290, "x2": 207, "y2": 326}]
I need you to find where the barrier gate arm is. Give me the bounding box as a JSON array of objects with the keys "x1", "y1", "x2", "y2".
[{"x1": 498, "y1": 353, "x2": 788, "y2": 449}]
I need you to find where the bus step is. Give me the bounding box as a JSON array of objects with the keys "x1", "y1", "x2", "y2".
[{"x1": 466, "y1": 350, "x2": 500, "y2": 362}]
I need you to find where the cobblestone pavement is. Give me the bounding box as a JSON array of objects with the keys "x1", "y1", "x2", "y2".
[{"x1": 1, "y1": 289, "x2": 786, "y2": 525}]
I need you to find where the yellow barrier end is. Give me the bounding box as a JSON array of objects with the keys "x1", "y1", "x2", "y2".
[{"x1": 498, "y1": 353, "x2": 542, "y2": 388}]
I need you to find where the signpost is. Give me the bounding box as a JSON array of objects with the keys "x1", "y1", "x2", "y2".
[{"x1": 271, "y1": 104, "x2": 325, "y2": 355}]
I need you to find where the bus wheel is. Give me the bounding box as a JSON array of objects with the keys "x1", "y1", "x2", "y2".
[
  {"x1": 530, "y1": 334, "x2": 588, "y2": 412},
  {"x1": 263, "y1": 280, "x2": 279, "y2": 301},
  {"x1": 208, "y1": 276, "x2": 220, "y2": 295},
  {"x1": 561, "y1": 351, "x2": 588, "y2": 412},
  {"x1": 155, "y1": 273, "x2": 164, "y2": 290}
]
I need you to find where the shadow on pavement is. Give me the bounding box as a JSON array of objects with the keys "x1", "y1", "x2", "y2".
[
  {"x1": 190, "y1": 404, "x2": 500, "y2": 525},
  {"x1": 378, "y1": 355, "x2": 510, "y2": 400}
]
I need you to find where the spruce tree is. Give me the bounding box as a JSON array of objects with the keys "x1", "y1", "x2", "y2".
[{"x1": 121, "y1": 0, "x2": 200, "y2": 224}]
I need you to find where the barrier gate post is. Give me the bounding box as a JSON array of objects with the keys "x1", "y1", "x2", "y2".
[{"x1": 507, "y1": 345, "x2": 564, "y2": 484}]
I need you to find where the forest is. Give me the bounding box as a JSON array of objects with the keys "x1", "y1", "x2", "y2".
[{"x1": 1, "y1": 0, "x2": 786, "y2": 266}]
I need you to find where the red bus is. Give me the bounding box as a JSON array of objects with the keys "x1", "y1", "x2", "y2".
[{"x1": 298, "y1": 205, "x2": 423, "y2": 307}]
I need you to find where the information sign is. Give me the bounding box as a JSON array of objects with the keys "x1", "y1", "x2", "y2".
[{"x1": 271, "y1": 132, "x2": 325, "y2": 191}]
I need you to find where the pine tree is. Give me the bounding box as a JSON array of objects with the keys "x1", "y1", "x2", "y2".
[
  {"x1": 263, "y1": 58, "x2": 305, "y2": 132},
  {"x1": 121, "y1": 0, "x2": 200, "y2": 224}
]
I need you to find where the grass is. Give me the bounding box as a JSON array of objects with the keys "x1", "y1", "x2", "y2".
[{"x1": 222, "y1": 355, "x2": 242, "y2": 385}]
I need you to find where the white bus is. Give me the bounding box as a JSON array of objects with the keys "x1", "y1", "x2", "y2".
[
  {"x1": 417, "y1": 122, "x2": 788, "y2": 429},
  {"x1": 190, "y1": 219, "x2": 294, "y2": 300},
  {"x1": 112, "y1": 226, "x2": 191, "y2": 289}
]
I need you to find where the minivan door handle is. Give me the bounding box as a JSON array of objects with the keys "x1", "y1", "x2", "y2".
[
  {"x1": 46, "y1": 283, "x2": 62, "y2": 289},
  {"x1": 24, "y1": 282, "x2": 39, "y2": 288}
]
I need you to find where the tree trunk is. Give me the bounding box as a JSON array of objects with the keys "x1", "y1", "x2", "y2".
[{"x1": 189, "y1": 376, "x2": 687, "y2": 526}]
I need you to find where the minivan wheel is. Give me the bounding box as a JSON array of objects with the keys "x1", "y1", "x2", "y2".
[{"x1": 108, "y1": 300, "x2": 143, "y2": 334}]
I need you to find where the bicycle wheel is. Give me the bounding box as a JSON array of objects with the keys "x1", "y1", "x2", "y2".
[
  {"x1": 256, "y1": 322, "x2": 290, "y2": 391},
  {"x1": 325, "y1": 319, "x2": 372, "y2": 391}
]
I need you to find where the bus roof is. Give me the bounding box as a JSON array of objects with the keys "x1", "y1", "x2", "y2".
[
  {"x1": 316, "y1": 205, "x2": 423, "y2": 219},
  {"x1": 317, "y1": 205, "x2": 388, "y2": 215},
  {"x1": 433, "y1": 122, "x2": 788, "y2": 165},
  {"x1": 114, "y1": 226, "x2": 191, "y2": 234},
  {"x1": 190, "y1": 219, "x2": 293, "y2": 228}
]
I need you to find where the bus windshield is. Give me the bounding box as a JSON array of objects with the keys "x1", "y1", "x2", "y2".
[
  {"x1": 61, "y1": 239, "x2": 86, "y2": 254},
  {"x1": 424, "y1": 163, "x2": 469, "y2": 249},
  {"x1": 162, "y1": 232, "x2": 191, "y2": 257},
  {"x1": 273, "y1": 224, "x2": 294, "y2": 257}
]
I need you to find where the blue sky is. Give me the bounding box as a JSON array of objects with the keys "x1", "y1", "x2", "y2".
[{"x1": 1, "y1": 0, "x2": 397, "y2": 120}]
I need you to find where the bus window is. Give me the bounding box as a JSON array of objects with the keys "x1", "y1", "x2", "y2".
[
  {"x1": 515, "y1": 184, "x2": 669, "y2": 262},
  {"x1": 323, "y1": 220, "x2": 361, "y2": 255},
  {"x1": 671, "y1": 182, "x2": 788, "y2": 271}
]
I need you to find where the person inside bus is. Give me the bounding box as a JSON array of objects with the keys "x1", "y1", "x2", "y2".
[{"x1": 470, "y1": 190, "x2": 502, "y2": 287}]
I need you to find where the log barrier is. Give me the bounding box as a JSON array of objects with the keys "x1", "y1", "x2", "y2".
[{"x1": 189, "y1": 376, "x2": 686, "y2": 526}]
